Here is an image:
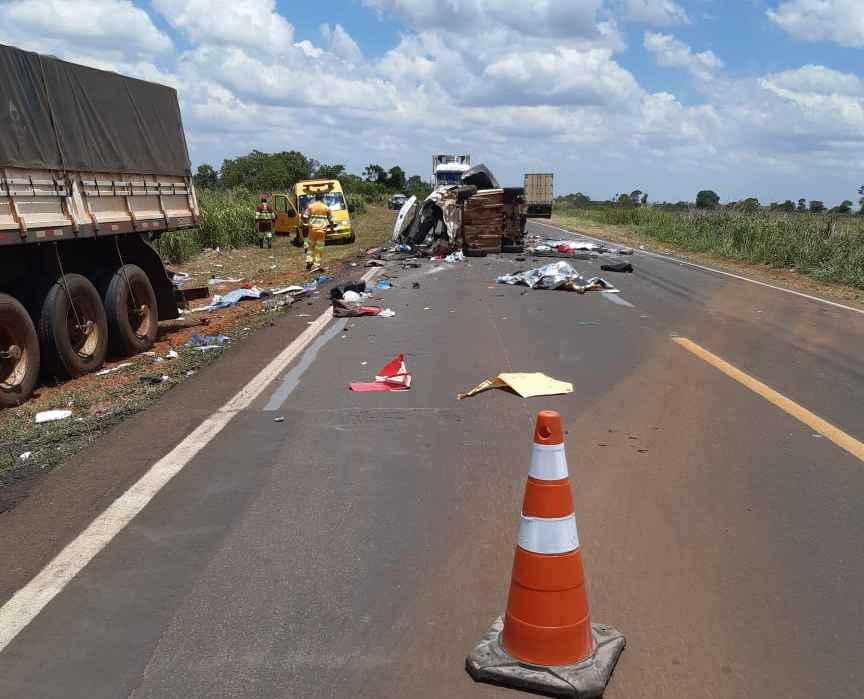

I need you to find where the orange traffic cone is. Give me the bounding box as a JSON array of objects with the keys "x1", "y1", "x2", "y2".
[{"x1": 466, "y1": 410, "x2": 625, "y2": 698}]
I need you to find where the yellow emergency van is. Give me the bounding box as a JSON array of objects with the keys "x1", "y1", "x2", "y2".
[{"x1": 273, "y1": 179, "x2": 354, "y2": 243}]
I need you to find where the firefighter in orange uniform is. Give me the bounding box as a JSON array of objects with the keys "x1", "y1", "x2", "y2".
[
  {"x1": 301, "y1": 192, "x2": 334, "y2": 272},
  {"x1": 255, "y1": 194, "x2": 275, "y2": 249}
]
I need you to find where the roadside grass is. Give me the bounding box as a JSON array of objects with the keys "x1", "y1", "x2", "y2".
[
  {"x1": 552, "y1": 207, "x2": 864, "y2": 291},
  {"x1": 0, "y1": 205, "x2": 396, "y2": 507},
  {"x1": 156, "y1": 189, "x2": 391, "y2": 264}
]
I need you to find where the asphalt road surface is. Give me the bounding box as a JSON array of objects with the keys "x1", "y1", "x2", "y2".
[{"x1": 1, "y1": 220, "x2": 863, "y2": 698}]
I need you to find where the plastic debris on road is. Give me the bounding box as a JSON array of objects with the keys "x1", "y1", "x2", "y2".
[
  {"x1": 376, "y1": 278, "x2": 392, "y2": 290},
  {"x1": 332, "y1": 300, "x2": 393, "y2": 318},
  {"x1": 497, "y1": 261, "x2": 617, "y2": 294},
  {"x1": 35, "y1": 409, "x2": 72, "y2": 424},
  {"x1": 458, "y1": 373, "x2": 573, "y2": 400},
  {"x1": 342, "y1": 290, "x2": 362, "y2": 303},
  {"x1": 330, "y1": 281, "x2": 366, "y2": 300},
  {"x1": 95, "y1": 362, "x2": 133, "y2": 376},
  {"x1": 601, "y1": 261, "x2": 634, "y2": 273},
  {"x1": 185, "y1": 332, "x2": 229, "y2": 348},
  {"x1": 209, "y1": 286, "x2": 267, "y2": 310},
  {"x1": 350, "y1": 353, "x2": 412, "y2": 392},
  {"x1": 303, "y1": 274, "x2": 334, "y2": 292}
]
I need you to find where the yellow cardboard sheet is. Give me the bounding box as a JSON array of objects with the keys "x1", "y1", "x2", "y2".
[{"x1": 457, "y1": 372, "x2": 573, "y2": 400}]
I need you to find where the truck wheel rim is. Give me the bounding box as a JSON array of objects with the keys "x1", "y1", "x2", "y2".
[
  {"x1": 0, "y1": 327, "x2": 28, "y2": 390},
  {"x1": 126, "y1": 279, "x2": 152, "y2": 340},
  {"x1": 67, "y1": 296, "x2": 100, "y2": 358}
]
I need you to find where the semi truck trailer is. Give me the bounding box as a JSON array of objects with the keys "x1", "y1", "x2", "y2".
[
  {"x1": 0, "y1": 44, "x2": 199, "y2": 407},
  {"x1": 524, "y1": 173, "x2": 554, "y2": 218}
]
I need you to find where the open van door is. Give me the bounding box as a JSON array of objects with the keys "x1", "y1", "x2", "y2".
[{"x1": 273, "y1": 193, "x2": 298, "y2": 237}]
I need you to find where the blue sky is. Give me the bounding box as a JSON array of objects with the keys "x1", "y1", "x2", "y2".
[{"x1": 1, "y1": 0, "x2": 863, "y2": 204}]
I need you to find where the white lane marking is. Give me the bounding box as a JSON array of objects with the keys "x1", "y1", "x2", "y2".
[
  {"x1": 533, "y1": 220, "x2": 864, "y2": 316},
  {"x1": 0, "y1": 267, "x2": 381, "y2": 654},
  {"x1": 602, "y1": 293, "x2": 634, "y2": 307}
]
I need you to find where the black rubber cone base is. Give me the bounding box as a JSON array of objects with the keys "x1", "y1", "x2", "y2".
[{"x1": 466, "y1": 617, "x2": 625, "y2": 699}]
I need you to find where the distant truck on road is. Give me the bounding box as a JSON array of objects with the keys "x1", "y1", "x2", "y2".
[
  {"x1": 0, "y1": 44, "x2": 199, "y2": 407},
  {"x1": 524, "y1": 173, "x2": 554, "y2": 218}
]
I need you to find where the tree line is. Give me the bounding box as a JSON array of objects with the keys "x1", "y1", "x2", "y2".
[
  {"x1": 557, "y1": 188, "x2": 864, "y2": 215},
  {"x1": 193, "y1": 150, "x2": 431, "y2": 200}
]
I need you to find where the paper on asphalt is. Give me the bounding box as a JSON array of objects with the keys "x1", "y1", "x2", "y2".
[{"x1": 457, "y1": 373, "x2": 573, "y2": 400}]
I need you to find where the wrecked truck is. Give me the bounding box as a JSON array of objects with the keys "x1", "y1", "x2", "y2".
[{"x1": 394, "y1": 163, "x2": 527, "y2": 254}]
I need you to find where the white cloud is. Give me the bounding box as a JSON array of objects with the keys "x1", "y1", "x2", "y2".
[
  {"x1": 321, "y1": 24, "x2": 363, "y2": 63},
  {"x1": 761, "y1": 65, "x2": 864, "y2": 97},
  {"x1": 0, "y1": 0, "x2": 172, "y2": 59},
  {"x1": 1, "y1": 0, "x2": 862, "y2": 201},
  {"x1": 151, "y1": 0, "x2": 294, "y2": 52},
  {"x1": 477, "y1": 48, "x2": 640, "y2": 107},
  {"x1": 363, "y1": 0, "x2": 605, "y2": 39},
  {"x1": 767, "y1": 0, "x2": 864, "y2": 47},
  {"x1": 644, "y1": 31, "x2": 723, "y2": 80},
  {"x1": 623, "y1": 0, "x2": 690, "y2": 26}
]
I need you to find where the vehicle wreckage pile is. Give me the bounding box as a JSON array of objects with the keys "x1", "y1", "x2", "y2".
[{"x1": 393, "y1": 164, "x2": 527, "y2": 255}]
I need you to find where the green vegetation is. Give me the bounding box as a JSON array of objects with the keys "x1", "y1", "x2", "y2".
[
  {"x1": 161, "y1": 149, "x2": 432, "y2": 264},
  {"x1": 553, "y1": 205, "x2": 864, "y2": 289}
]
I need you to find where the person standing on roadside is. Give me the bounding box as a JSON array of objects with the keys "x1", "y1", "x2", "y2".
[
  {"x1": 255, "y1": 194, "x2": 275, "y2": 249},
  {"x1": 301, "y1": 192, "x2": 334, "y2": 272}
]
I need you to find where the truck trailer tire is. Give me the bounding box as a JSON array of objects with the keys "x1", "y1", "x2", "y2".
[
  {"x1": 0, "y1": 293, "x2": 40, "y2": 408},
  {"x1": 102, "y1": 264, "x2": 158, "y2": 357},
  {"x1": 38, "y1": 274, "x2": 108, "y2": 379}
]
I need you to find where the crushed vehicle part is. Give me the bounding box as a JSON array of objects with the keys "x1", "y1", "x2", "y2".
[
  {"x1": 461, "y1": 163, "x2": 500, "y2": 190},
  {"x1": 393, "y1": 196, "x2": 419, "y2": 241},
  {"x1": 497, "y1": 261, "x2": 617, "y2": 293}
]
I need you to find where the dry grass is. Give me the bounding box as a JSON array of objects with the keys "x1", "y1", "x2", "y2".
[{"x1": 551, "y1": 209, "x2": 864, "y2": 307}]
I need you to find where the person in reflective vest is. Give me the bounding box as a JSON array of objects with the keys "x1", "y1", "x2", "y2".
[
  {"x1": 301, "y1": 193, "x2": 334, "y2": 271},
  {"x1": 255, "y1": 194, "x2": 276, "y2": 249}
]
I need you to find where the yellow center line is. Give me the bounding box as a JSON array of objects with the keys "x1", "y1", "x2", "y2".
[{"x1": 672, "y1": 336, "x2": 864, "y2": 463}]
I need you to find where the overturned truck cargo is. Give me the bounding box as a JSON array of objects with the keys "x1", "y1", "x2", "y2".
[
  {"x1": 0, "y1": 43, "x2": 199, "y2": 407},
  {"x1": 394, "y1": 163, "x2": 526, "y2": 254}
]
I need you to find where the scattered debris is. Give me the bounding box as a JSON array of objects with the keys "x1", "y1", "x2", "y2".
[
  {"x1": 209, "y1": 286, "x2": 268, "y2": 310},
  {"x1": 95, "y1": 362, "x2": 133, "y2": 376},
  {"x1": 376, "y1": 278, "x2": 393, "y2": 290},
  {"x1": 365, "y1": 259, "x2": 386, "y2": 267},
  {"x1": 170, "y1": 271, "x2": 191, "y2": 287},
  {"x1": 166, "y1": 349, "x2": 179, "y2": 360},
  {"x1": 330, "y1": 281, "x2": 367, "y2": 300},
  {"x1": 140, "y1": 374, "x2": 170, "y2": 385},
  {"x1": 497, "y1": 261, "x2": 617, "y2": 294},
  {"x1": 208, "y1": 277, "x2": 243, "y2": 285},
  {"x1": 185, "y1": 333, "x2": 229, "y2": 348},
  {"x1": 35, "y1": 409, "x2": 73, "y2": 424},
  {"x1": 332, "y1": 300, "x2": 392, "y2": 318},
  {"x1": 350, "y1": 354, "x2": 412, "y2": 392},
  {"x1": 458, "y1": 372, "x2": 573, "y2": 400},
  {"x1": 19, "y1": 451, "x2": 32, "y2": 461},
  {"x1": 601, "y1": 262, "x2": 634, "y2": 273},
  {"x1": 412, "y1": 282, "x2": 421, "y2": 289},
  {"x1": 273, "y1": 416, "x2": 285, "y2": 423}
]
